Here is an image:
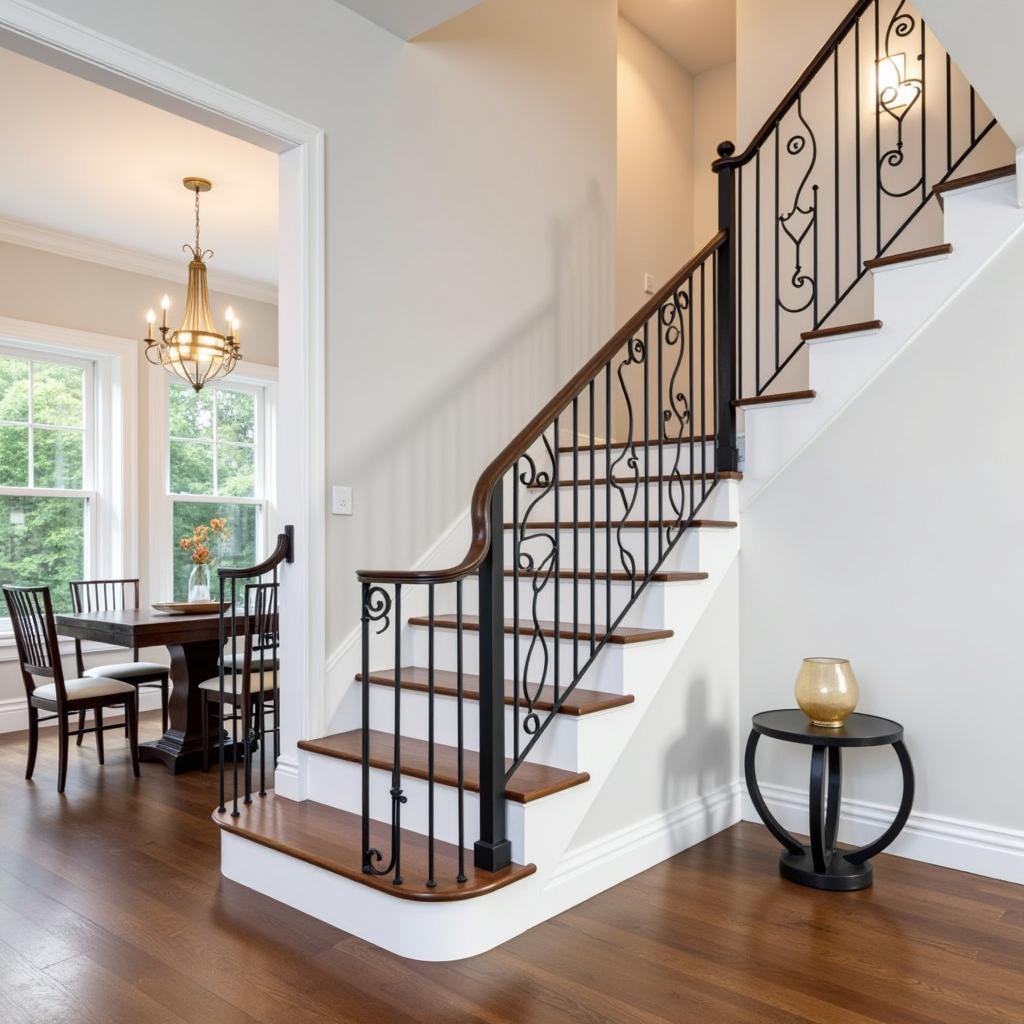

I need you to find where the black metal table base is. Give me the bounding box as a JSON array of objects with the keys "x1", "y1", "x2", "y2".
[
  {"x1": 779, "y1": 846, "x2": 873, "y2": 891},
  {"x1": 744, "y1": 710, "x2": 915, "y2": 892}
]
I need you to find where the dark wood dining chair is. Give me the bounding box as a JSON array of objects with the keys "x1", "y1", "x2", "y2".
[
  {"x1": 3, "y1": 585, "x2": 140, "y2": 794},
  {"x1": 200, "y1": 579, "x2": 279, "y2": 781},
  {"x1": 69, "y1": 579, "x2": 170, "y2": 746}
]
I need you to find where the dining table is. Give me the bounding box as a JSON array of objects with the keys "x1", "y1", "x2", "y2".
[{"x1": 54, "y1": 606, "x2": 248, "y2": 773}]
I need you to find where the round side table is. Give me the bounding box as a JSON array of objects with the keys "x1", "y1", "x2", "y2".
[{"x1": 745, "y1": 710, "x2": 914, "y2": 891}]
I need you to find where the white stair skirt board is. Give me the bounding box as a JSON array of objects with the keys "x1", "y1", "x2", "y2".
[
  {"x1": 743, "y1": 788, "x2": 1024, "y2": 886},
  {"x1": 741, "y1": 178, "x2": 1024, "y2": 508}
]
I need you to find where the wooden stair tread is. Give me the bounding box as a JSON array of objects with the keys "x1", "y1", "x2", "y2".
[
  {"x1": 801, "y1": 319, "x2": 882, "y2": 341},
  {"x1": 556, "y1": 434, "x2": 715, "y2": 453},
  {"x1": 732, "y1": 389, "x2": 815, "y2": 409},
  {"x1": 359, "y1": 666, "x2": 634, "y2": 716},
  {"x1": 503, "y1": 518, "x2": 736, "y2": 531},
  {"x1": 212, "y1": 794, "x2": 535, "y2": 901},
  {"x1": 505, "y1": 568, "x2": 708, "y2": 583},
  {"x1": 299, "y1": 729, "x2": 590, "y2": 803},
  {"x1": 933, "y1": 164, "x2": 1014, "y2": 205},
  {"x1": 527, "y1": 470, "x2": 742, "y2": 489},
  {"x1": 409, "y1": 613, "x2": 673, "y2": 645},
  {"x1": 864, "y1": 243, "x2": 952, "y2": 270}
]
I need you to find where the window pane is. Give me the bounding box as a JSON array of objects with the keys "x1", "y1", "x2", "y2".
[
  {"x1": 171, "y1": 501, "x2": 259, "y2": 601},
  {"x1": 169, "y1": 381, "x2": 214, "y2": 439},
  {"x1": 33, "y1": 429, "x2": 83, "y2": 489},
  {"x1": 0, "y1": 496, "x2": 85, "y2": 614},
  {"x1": 0, "y1": 425, "x2": 29, "y2": 486},
  {"x1": 217, "y1": 444, "x2": 255, "y2": 497},
  {"x1": 170, "y1": 440, "x2": 214, "y2": 495},
  {"x1": 0, "y1": 357, "x2": 29, "y2": 421},
  {"x1": 216, "y1": 388, "x2": 256, "y2": 444},
  {"x1": 32, "y1": 362, "x2": 83, "y2": 428}
]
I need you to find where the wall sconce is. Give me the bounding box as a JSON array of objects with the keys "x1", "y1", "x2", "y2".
[{"x1": 877, "y1": 53, "x2": 919, "y2": 120}]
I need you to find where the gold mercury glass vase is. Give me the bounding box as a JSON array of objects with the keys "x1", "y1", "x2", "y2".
[{"x1": 795, "y1": 657, "x2": 860, "y2": 728}]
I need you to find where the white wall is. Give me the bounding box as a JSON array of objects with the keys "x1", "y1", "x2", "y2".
[
  {"x1": 915, "y1": 0, "x2": 1024, "y2": 148},
  {"x1": 693, "y1": 62, "x2": 737, "y2": 247},
  {"x1": 12, "y1": 0, "x2": 620, "y2": 653},
  {"x1": 739, "y1": 225, "x2": 1024, "y2": 881},
  {"x1": 0, "y1": 240, "x2": 277, "y2": 722},
  {"x1": 616, "y1": 15, "x2": 695, "y2": 327},
  {"x1": 571, "y1": 560, "x2": 740, "y2": 848}
]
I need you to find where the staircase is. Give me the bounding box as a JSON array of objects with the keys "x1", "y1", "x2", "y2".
[{"x1": 213, "y1": 0, "x2": 1020, "y2": 960}]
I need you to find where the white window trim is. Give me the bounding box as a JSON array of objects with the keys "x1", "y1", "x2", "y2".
[
  {"x1": 0, "y1": 315, "x2": 138, "y2": 656},
  {"x1": 147, "y1": 362, "x2": 278, "y2": 605}
]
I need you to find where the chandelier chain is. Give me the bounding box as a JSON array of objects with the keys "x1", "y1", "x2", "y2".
[{"x1": 193, "y1": 186, "x2": 201, "y2": 255}]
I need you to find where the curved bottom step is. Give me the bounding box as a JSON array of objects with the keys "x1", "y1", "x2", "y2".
[{"x1": 213, "y1": 794, "x2": 535, "y2": 901}]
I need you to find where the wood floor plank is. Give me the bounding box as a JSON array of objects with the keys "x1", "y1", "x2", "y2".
[{"x1": 0, "y1": 714, "x2": 1022, "y2": 1023}]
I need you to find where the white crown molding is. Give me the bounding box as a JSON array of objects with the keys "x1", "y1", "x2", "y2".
[{"x1": 0, "y1": 216, "x2": 278, "y2": 305}]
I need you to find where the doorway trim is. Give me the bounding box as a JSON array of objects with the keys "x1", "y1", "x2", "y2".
[{"x1": 0, "y1": 0, "x2": 327, "y2": 798}]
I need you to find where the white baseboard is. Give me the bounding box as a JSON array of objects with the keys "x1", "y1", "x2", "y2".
[
  {"x1": 744, "y1": 783, "x2": 1024, "y2": 885},
  {"x1": 548, "y1": 780, "x2": 743, "y2": 903},
  {"x1": 273, "y1": 754, "x2": 304, "y2": 801},
  {"x1": 0, "y1": 689, "x2": 165, "y2": 734}
]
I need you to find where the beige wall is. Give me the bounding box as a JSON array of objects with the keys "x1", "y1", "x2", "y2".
[
  {"x1": 0, "y1": 240, "x2": 277, "y2": 713},
  {"x1": 616, "y1": 15, "x2": 695, "y2": 328},
  {"x1": 735, "y1": 0, "x2": 848, "y2": 146},
  {"x1": 693, "y1": 62, "x2": 737, "y2": 246}
]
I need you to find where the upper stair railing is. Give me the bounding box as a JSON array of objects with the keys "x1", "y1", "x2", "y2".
[
  {"x1": 715, "y1": 0, "x2": 998, "y2": 398},
  {"x1": 354, "y1": 0, "x2": 1001, "y2": 890}
]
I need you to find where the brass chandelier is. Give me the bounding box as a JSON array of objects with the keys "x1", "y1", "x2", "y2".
[{"x1": 144, "y1": 177, "x2": 241, "y2": 391}]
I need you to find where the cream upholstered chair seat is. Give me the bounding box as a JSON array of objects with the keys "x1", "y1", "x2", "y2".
[
  {"x1": 83, "y1": 661, "x2": 167, "y2": 680},
  {"x1": 199, "y1": 673, "x2": 276, "y2": 695},
  {"x1": 34, "y1": 676, "x2": 136, "y2": 702},
  {"x1": 220, "y1": 651, "x2": 279, "y2": 672}
]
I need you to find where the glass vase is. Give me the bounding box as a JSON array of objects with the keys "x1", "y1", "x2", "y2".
[{"x1": 188, "y1": 562, "x2": 212, "y2": 603}]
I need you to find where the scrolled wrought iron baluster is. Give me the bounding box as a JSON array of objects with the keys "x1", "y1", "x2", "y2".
[
  {"x1": 660, "y1": 284, "x2": 692, "y2": 546},
  {"x1": 515, "y1": 439, "x2": 556, "y2": 739},
  {"x1": 361, "y1": 583, "x2": 406, "y2": 884},
  {"x1": 777, "y1": 95, "x2": 818, "y2": 322},
  {"x1": 877, "y1": 0, "x2": 924, "y2": 201},
  {"x1": 609, "y1": 335, "x2": 646, "y2": 598}
]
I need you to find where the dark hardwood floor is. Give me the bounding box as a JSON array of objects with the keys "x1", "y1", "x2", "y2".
[{"x1": 2, "y1": 713, "x2": 1023, "y2": 1023}]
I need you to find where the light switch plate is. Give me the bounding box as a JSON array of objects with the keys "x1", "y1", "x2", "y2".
[
  {"x1": 331, "y1": 485, "x2": 353, "y2": 516},
  {"x1": 643, "y1": 272, "x2": 654, "y2": 294}
]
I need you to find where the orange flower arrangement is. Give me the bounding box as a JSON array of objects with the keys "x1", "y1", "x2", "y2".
[{"x1": 180, "y1": 517, "x2": 231, "y2": 566}]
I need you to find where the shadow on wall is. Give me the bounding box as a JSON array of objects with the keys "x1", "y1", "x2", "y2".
[
  {"x1": 329, "y1": 181, "x2": 611, "y2": 639},
  {"x1": 661, "y1": 676, "x2": 732, "y2": 839}
]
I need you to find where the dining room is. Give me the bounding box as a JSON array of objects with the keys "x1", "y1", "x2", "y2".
[{"x1": 0, "y1": 43, "x2": 282, "y2": 789}]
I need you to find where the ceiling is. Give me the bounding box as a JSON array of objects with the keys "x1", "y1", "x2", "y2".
[
  {"x1": 0, "y1": 48, "x2": 278, "y2": 290},
  {"x1": 619, "y1": 0, "x2": 736, "y2": 75},
  {"x1": 332, "y1": 0, "x2": 483, "y2": 39}
]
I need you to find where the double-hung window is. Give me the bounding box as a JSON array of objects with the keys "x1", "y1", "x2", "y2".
[
  {"x1": 166, "y1": 379, "x2": 268, "y2": 600},
  {"x1": 0, "y1": 347, "x2": 94, "y2": 614}
]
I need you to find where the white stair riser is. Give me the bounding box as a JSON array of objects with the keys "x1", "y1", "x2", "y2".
[
  {"x1": 510, "y1": 476, "x2": 735, "y2": 522},
  {"x1": 300, "y1": 749, "x2": 530, "y2": 862},
  {"x1": 552, "y1": 441, "x2": 718, "y2": 478},
  {"x1": 405, "y1": 623, "x2": 654, "y2": 694},
  {"x1": 364, "y1": 682, "x2": 586, "y2": 771}
]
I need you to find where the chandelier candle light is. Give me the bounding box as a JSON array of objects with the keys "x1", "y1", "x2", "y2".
[{"x1": 144, "y1": 177, "x2": 242, "y2": 391}]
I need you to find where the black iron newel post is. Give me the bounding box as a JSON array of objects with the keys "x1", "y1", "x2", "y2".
[
  {"x1": 475, "y1": 480, "x2": 513, "y2": 872},
  {"x1": 713, "y1": 140, "x2": 740, "y2": 473}
]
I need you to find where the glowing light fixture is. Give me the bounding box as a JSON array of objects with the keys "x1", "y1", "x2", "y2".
[
  {"x1": 877, "y1": 53, "x2": 918, "y2": 118},
  {"x1": 143, "y1": 177, "x2": 241, "y2": 391}
]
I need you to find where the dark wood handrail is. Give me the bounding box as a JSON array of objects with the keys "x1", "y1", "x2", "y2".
[
  {"x1": 357, "y1": 232, "x2": 727, "y2": 585},
  {"x1": 712, "y1": 0, "x2": 870, "y2": 171},
  {"x1": 218, "y1": 526, "x2": 294, "y2": 580}
]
